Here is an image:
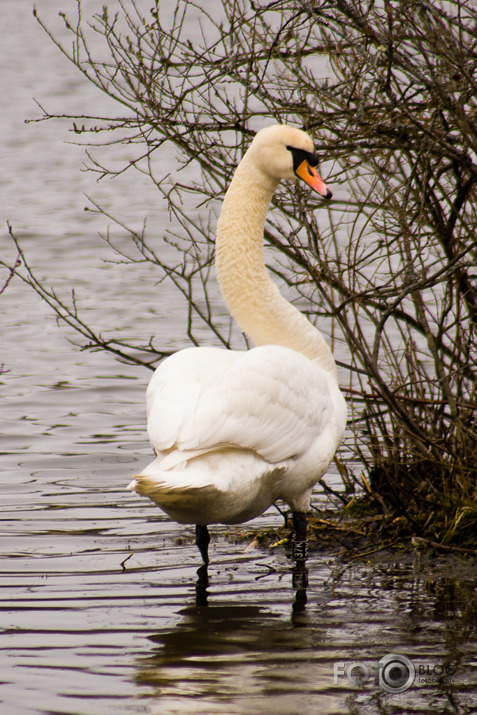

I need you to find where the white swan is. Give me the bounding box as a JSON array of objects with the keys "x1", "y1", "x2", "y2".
[{"x1": 128, "y1": 124, "x2": 347, "y2": 564}]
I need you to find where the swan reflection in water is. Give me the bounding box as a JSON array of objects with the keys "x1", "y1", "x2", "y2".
[
  {"x1": 195, "y1": 561, "x2": 308, "y2": 615},
  {"x1": 132, "y1": 562, "x2": 344, "y2": 715}
]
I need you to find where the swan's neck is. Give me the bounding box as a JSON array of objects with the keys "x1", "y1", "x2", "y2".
[{"x1": 216, "y1": 157, "x2": 337, "y2": 378}]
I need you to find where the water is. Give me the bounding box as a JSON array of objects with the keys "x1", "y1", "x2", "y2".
[{"x1": 1, "y1": 1, "x2": 477, "y2": 713}]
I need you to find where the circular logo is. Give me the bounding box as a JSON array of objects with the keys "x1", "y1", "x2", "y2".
[{"x1": 377, "y1": 654, "x2": 415, "y2": 693}]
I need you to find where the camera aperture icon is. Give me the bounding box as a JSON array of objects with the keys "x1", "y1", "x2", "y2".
[{"x1": 377, "y1": 653, "x2": 416, "y2": 693}]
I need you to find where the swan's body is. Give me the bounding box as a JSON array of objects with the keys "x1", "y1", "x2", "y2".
[{"x1": 128, "y1": 124, "x2": 347, "y2": 563}]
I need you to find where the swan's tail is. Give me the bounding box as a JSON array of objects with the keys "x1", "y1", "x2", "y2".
[
  {"x1": 127, "y1": 468, "x2": 220, "y2": 524},
  {"x1": 127, "y1": 450, "x2": 285, "y2": 525}
]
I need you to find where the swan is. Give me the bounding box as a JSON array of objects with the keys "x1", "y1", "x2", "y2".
[{"x1": 128, "y1": 124, "x2": 347, "y2": 565}]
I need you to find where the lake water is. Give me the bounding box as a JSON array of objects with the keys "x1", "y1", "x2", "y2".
[{"x1": 1, "y1": 1, "x2": 477, "y2": 713}]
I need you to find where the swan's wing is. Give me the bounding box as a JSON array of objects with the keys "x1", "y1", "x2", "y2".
[
  {"x1": 146, "y1": 345, "x2": 345, "y2": 464},
  {"x1": 145, "y1": 346, "x2": 240, "y2": 452}
]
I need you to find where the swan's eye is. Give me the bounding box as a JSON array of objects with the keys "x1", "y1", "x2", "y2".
[
  {"x1": 306, "y1": 151, "x2": 319, "y2": 167},
  {"x1": 286, "y1": 146, "x2": 319, "y2": 172}
]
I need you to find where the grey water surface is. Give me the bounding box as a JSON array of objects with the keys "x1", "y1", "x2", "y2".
[{"x1": 1, "y1": 1, "x2": 477, "y2": 714}]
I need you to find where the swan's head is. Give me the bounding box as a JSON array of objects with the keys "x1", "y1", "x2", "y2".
[{"x1": 247, "y1": 124, "x2": 332, "y2": 199}]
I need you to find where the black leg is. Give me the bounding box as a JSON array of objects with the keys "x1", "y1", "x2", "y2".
[
  {"x1": 195, "y1": 524, "x2": 210, "y2": 565},
  {"x1": 292, "y1": 511, "x2": 308, "y2": 563}
]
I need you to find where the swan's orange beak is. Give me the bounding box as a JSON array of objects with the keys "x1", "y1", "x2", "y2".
[{"x1": 296, "y1": 159, "x2": 332, "y2": 199}]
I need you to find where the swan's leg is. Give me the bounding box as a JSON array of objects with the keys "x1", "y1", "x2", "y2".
[
  {"x1": 195, "y1": 524, "x2": 210, "y2": 565},
  {"x1": 292, "y1": 511, "x2": 308, "y2": 562}
]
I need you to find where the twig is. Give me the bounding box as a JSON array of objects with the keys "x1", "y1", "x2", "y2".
[{"x1": 412, "y1": 537, "x2": 477, "y2": 557}]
